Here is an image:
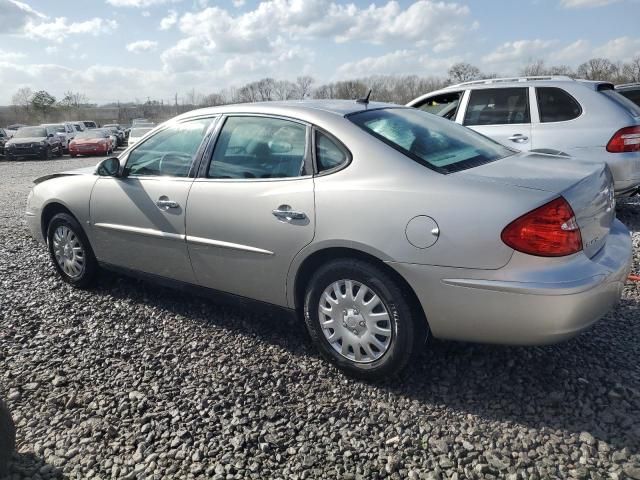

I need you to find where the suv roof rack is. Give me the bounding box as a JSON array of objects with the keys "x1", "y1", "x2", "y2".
[{"x1": 453, "y1": 75, "x2": 574, "y2": 87}]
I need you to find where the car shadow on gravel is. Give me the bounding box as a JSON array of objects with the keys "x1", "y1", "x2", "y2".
[
  {"x1": 89, "y1": 267, "x2": 640, "y2": 456},
  {"x1": 1, "y1": 452, "x2": 64, "y2": 480}
]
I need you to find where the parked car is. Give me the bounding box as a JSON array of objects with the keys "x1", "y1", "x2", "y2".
[
  {"x1": 81, "y1": 121, "x2": 98, "y2": 129},
  {"x1": 0, "y1": 128, "x2": 11, "y2": 156},
  {"x1": 25, "y1": 101, "x2": 632, "y2": 379},
  {"x1": 407, "y1": 76, "x2": 640, "y2": 196},
  {"x1": 103, "y1": 124, "x2": 125, "y2": 147},
  {"x1": 616, "y1": 83, "x2": 640, "y2": 107},
  {"x1": 5, "y1": 126, "x2": 63, "y2": 160},
  {"x1": 42, "y1": 122, "x2": 76, "y2": 152},
  {"x1": 6, "y1": 123, "x2": 27, "y2": 136},
  {"x1": 127, "y1": 126, "x2": 153, "y2": 147},
  {"x1": 69, "y1": 122, "x2": 86, "y2": 132},
  {"x1": 99, "y1": 128, "x2": 118, "y2": 151},
  {"x1": 68, "y1": 129, "x2": 113, "y2": 157}
]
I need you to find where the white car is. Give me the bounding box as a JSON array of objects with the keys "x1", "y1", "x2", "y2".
[
  {"x1": 407, "y1": 76, "x2": 640, "y2": 196},
  {"x1": 127, "y1": 126, "x2": 154, "y2": 147},
  {"x1": 42, "y1": 123, "x2": 76, "y2": 152}
]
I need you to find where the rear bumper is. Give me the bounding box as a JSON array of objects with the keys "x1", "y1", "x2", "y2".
[{"x1": 390, "y1": 219, "x2": 632, "y2": 345}]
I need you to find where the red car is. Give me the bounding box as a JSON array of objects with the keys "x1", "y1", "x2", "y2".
[{"x1": 69, "y1": 130, "x2": 113, "y2": 157}]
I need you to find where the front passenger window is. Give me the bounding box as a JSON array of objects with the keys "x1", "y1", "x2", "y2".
[
  {"x1": 125, "y1": 118, "x2": 213, "y2": 177},
  {"x1": 208, "y1": 116, "x2": 307, "y2": 179}
]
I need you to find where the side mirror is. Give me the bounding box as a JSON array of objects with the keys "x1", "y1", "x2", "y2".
[
  {"x1": 47, "y1": 133, "x2": 54, "y2": 138},
  {"x1": 97, "y1": 157, "x2": 121, "y2": 177}
]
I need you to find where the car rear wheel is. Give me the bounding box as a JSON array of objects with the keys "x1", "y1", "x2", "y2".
[
  {"x1": 304, "y1": 259, "x2": 425, "y2": 380},
  {"x1": 42, "y1": 147, "x2": 51, "y2": 160},
  {"x1": 46, "y1": 213, "x2": 98, "y2": 288},
  {"x1": 0, "y1": 399, "x2": 15, "y2": 476},
  {"x1": 56, "y1": 145, "x2": 63, "y2": 157}
]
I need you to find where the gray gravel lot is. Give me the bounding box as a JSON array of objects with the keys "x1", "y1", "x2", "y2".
[{"x1": 0, "y1": 156, "x2": 639, "y2": 480}]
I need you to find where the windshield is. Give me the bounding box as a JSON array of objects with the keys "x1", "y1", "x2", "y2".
[
  {"x1": 130, "y1": 127, "x2": 153, "y2": 137},
  {"x1": 14, "y1": 127, "x2": 46, "y2": 138},
  {"x1": 44, "y1": 124, "x2": 65, "y2": 133},
  {"x1": 348, "y1": 108, "x2": 514, "y2": 173},
  {"x1": 76, "y1": 131, "x2": 106, "y2": 139}
]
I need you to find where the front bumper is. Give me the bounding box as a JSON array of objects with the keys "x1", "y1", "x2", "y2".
[
  {"x1": 6, "y1": 146, "x2": 46, "y2": 157},
  {"x1": 390, "y1": 219, "x2": 633, "y2": 345}
]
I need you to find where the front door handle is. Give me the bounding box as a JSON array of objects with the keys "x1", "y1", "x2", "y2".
[
  {"x1": 156, "y1": 198, "x2": 180, "y2": 209},
  {"x1": 508, "y1": 134, "x2": 529, "y2": 143},
  {"x1": 272, "y1": 205, "x2": 306, "y2": 221}
]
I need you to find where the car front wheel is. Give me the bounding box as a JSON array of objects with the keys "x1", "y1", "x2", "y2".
[
  {"x1": 304, "y1": 259, "x2": 425, "y2": 380},
  {"x1": 46, "y1": 213, "x2": 98, "y2": 288}
]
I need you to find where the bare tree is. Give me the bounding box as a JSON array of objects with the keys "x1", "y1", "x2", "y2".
[
  {"x1": 59, "y1": 91, "x2": 89, "y2": 108},
  {"x1": 448, "y1": 63, "x2": 481, "y2": 83},
  {"x1": 622, "y1": 56, "x2": 640, "y2": 83},
  {"x1": 577, "y1": 58, "x2": 619, "y2": 81},
  {"x1": 295, "y1": 76, "x2": 314, "y2": 99},
  {"x1": 11, "y1": 87, "x2": 33, "y2": 114},
  {"x1": 273, "y1": 80, "x2": 297, "y2": 100},
  {"x1": 521, "y1": 60, "x2": 547, "y2": 76}
]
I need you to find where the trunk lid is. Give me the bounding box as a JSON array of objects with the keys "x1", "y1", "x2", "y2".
[{"x1": 458, "y1": 152, "x2": 615, "y2": 258}]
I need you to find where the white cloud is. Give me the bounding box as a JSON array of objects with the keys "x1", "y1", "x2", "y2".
[
  {"x1": 560, "y1": 0, "x2": 620, "y2": 7},
  {"x1": 0, "y1": 0, "x2": 45, "y2": 33},
  {"x1": 159, "y1": 9, "x2": 178, "y2": 30},
  {"x1": 106, "y1": 0, "x2": 181, "y2": 7},
  {"x1": 232, "y1": 0, "x2": 245, "y2": 6},
  {"x1": 24, "y1": 17, "x2": 118, "y2": 41},
  {"x1": 335, "y1": 50, "x2": 459, "y2": 79},
  {"x1": 593, "y1": 36, "x2": 640, "y2": 60},
  {"x1": 141, "y1": 10, "x2": 151, "y2": 16},
  {"x1": 0, "y1": 48, "x2": 25, "y2": 61},
  {"x1": 126, "y1": 40, "x2": 159, "y2": 53}
]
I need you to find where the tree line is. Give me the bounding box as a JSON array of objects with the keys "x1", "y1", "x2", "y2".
[{"x1": 5, "y1": 56, "x2": 640, "y2": 126}]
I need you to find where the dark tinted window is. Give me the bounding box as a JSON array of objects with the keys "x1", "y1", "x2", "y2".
[
  {"x1": 602, "y1": 89, "x2": 640, "y2": 116},
  {"x1": 209, "y1": 116, "x2": 307, "y2": 179},
  {"x1": 536, "y1": 87, "x2": 581, "y2": 122},
  {"x1": 349, "y1": 108, "x2": 513, "y2": 174},
  {"x1": 415, "y1": 92, "x2": 462, "y2": 120},
  {"x1": 618, "y1": 89, "x2": 640, "y2": 107},
  {"x1": 316, "y1": 131, "x2": 348, "y2": 172},
  {"x1": 464, "y1": 88, "x2": 530, "y2": 126}
]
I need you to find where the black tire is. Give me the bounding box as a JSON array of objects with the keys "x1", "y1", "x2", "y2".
[
  {"x1": 303, "y1": 259, "x2": 426, "y2": 380},
  {"x1": 6, "y1": 153, "x2": 14, "y2": 161},
  {"x1": 42, "y1": 147, "x2": 51, "y2": 160},
  {"x1": 46, "y1": 213, "x2": 98, "y2": 288},
  {"x1": 0, "y1": 399, "x2": 15, "y2": 476},
  {"x1": 70, "y1": 153, "x2": 77, "y2": 158},
  {"x1": 56, "y1": 145, "x2": 63, "y2": 157}
]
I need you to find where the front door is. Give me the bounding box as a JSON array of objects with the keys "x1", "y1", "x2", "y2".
[
  {"x1": 462, "y1": 87, "x2": 533, "y2": 151},
  {"x1": 186, "y1": 115, "x2": 315, "y2": 306},
  {"x1": 90, "y1": 117, "x2": 215, "y2": 283}
]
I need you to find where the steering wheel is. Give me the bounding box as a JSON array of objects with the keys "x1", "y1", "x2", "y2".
[{"x1": 158, "y1": 152, "x2": 193, "y2": 176}]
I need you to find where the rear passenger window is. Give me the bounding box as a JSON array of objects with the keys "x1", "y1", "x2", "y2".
[
  {"x1": 536, "y1": 87, "x2": 581, "y2": 123},
  {"x1": 316, "y1": 131, "x2": 348, "y2": 172},
  {"x1": 464, "y1": 88, "x2": 530, "y2": 126},
  {"x1": 415, "y1": 92, "x2": 462, "y2": 120},
  {"x1": 209, "y1": 116, "x2": 308, "y2": 179}
]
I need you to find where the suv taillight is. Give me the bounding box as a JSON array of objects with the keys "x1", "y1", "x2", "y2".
[
  {"x1": 501, "y1": 197, "x2": 582, "y2": 257},
  {"x1": 606, "y1": 126, "x2": 640, "y2": 153}
]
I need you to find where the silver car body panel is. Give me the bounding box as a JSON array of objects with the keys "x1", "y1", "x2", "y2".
[{"x1": 26, "y1": 100, "x2": 633, "y2": 346}]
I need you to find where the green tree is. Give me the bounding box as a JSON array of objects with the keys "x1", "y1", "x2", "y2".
[{"x1": 30, "y1": 90, "x2": 56, "y2": 116}]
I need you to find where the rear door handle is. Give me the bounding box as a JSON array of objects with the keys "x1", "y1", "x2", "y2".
[
  {"x1": 156, "y1": 198, "x2": 180, "y2": 209},
  {"x1": 508, "y1": 134, "x2": 529, "y2": 143},
  {"x1": 272, "y1": 205, "x2": 306, "y2": 221}
]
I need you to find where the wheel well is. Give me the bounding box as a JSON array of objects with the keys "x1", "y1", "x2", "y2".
[
  {"x1": 293, "y1": 247, "x2": 427, "y2": 326},
  {"x1": 40, "y1": 203, "x2": 74, "y2": 240}
]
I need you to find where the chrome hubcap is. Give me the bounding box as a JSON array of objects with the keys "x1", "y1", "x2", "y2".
[
  {"x1": 52, "y1": 226, "x2": 85, "y2": 278},
  {"x1": 318, "y1": 279, "x2": 393, "y2": 363}
]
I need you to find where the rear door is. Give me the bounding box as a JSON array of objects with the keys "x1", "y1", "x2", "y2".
[
  {"x1": 186, "y1": 115, "x2": 315, "y2": 306},
  {"x1": 462, "y1": 87, "x2": 533, "y2": 150}
]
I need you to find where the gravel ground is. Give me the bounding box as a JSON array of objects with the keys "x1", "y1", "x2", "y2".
[{"x1": 0, "y1": 156, "x2": 639, "y2": 480}]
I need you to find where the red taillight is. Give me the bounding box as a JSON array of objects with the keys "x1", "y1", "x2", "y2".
[
  {"x1": 606, "y1": 126, "x2": 640, "y2": 153},
  {"x1": 501, "y1": 197, "x2": 582, "y2": 257}
]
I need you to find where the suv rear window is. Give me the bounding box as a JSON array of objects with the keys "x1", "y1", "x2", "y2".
[
  {"x1": 536, "y1": 87, "x2": 582, "y2": 122},
  {"x1": 416, "y1": 92, "x2": 462, "y2": 120},
  {"x1": 618, "y1": 89, "x2": 640, "y2": 107},
  {"x1": 348, "y1": 108, "x2": 514, "y2": 174},
  {"x1": 464, "y1": 88, "x2": 530, "y2": 126}
]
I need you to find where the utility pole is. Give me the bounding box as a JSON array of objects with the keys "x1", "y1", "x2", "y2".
[{"x1": 174, "y1": 92, "x2": 178, "y2": 115}]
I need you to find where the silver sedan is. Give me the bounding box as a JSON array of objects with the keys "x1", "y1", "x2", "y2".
[{"x1": 26, "y1": 101, "x2": 632, "y2": 380}]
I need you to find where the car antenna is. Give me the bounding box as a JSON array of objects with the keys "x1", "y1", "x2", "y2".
[{"x1": 356, "y1": 89, "x2": 372, "y2": 105}]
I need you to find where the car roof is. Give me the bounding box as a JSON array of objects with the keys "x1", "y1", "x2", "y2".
[
  {"x1": 434, "y1": 76, "x2": 612, "y2": 91},
  {"x1": 175, "y1": 100, "x2": 402, "y2": 123},
  {"x1": 616, "y1": 83, "x2": 640, "y2": 90}
]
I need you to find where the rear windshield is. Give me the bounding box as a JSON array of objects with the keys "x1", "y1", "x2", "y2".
[
  {"x1": 601, "y1": 89, "x2": 640, "y2": 117},
  {"x1": 44, "y1": 124, "x2": 65, "y2": 132},
  {"x1": 348, "y1": 108, "x2": 514, "y2": 173},
  {"x1": 617, "y1": 89, "x2": 640, "y2": 108},
  {"x1": 14, "y1": 127, "x2": 46, "y2": 138}
]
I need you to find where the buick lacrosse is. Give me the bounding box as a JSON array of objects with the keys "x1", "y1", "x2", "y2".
[{"x1": 26, "y1": 101, "x2": 632, "y2": 379}]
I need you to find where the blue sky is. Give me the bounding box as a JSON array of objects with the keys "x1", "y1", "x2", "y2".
[{"x1": 0, "y1": 0, "x2": 638, "y2": 104}]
